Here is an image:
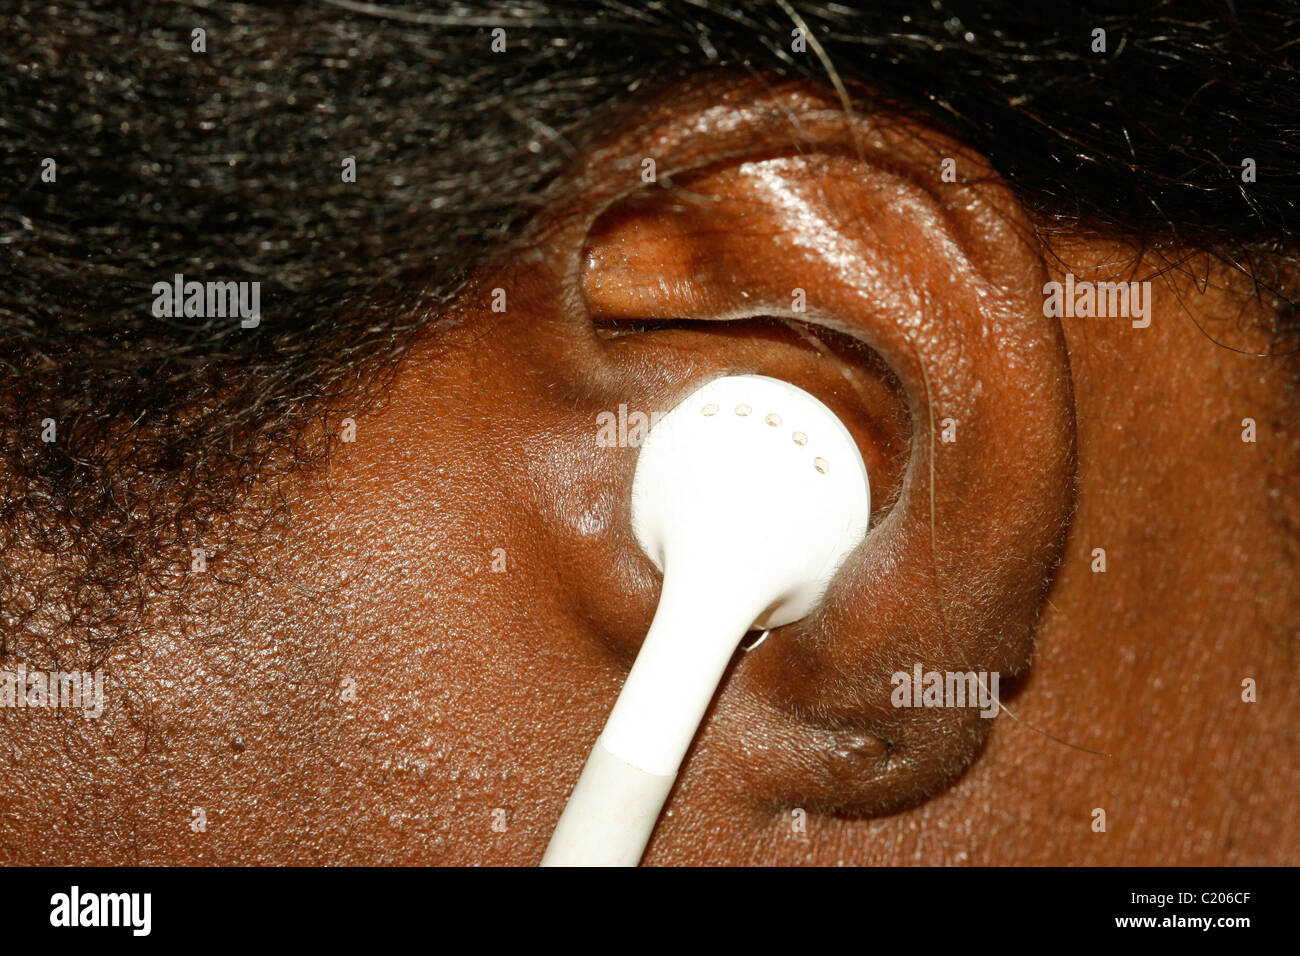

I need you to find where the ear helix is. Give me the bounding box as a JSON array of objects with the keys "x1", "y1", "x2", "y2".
[{"x1": 542, "y1": 374, "x2": 872, "y2": 866}]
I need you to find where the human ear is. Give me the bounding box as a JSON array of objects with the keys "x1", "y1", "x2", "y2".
[
  {"x1": 510, "y1": 79, "x2": 1076, "y2": 826},
  {"x1": 333, "y1": 77, "x2": 1076, "y2": 859}
]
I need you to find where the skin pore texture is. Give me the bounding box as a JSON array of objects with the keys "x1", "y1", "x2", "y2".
[{"x1": 2, "y1": 78, "x2": 1296, "y2": 865}]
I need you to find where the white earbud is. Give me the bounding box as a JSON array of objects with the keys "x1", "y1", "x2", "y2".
[{"x1": 542, "y1": 374, "x2": 872, "y2": 866}]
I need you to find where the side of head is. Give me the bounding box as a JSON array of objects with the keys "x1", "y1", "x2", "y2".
[{"x1": 1, "y1": 2, "x2": 1296, "y2": 864}]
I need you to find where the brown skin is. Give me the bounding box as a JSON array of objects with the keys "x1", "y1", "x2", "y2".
[{"x1": 2, "y1": 78, "x2": 1296, "y2": 864}]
